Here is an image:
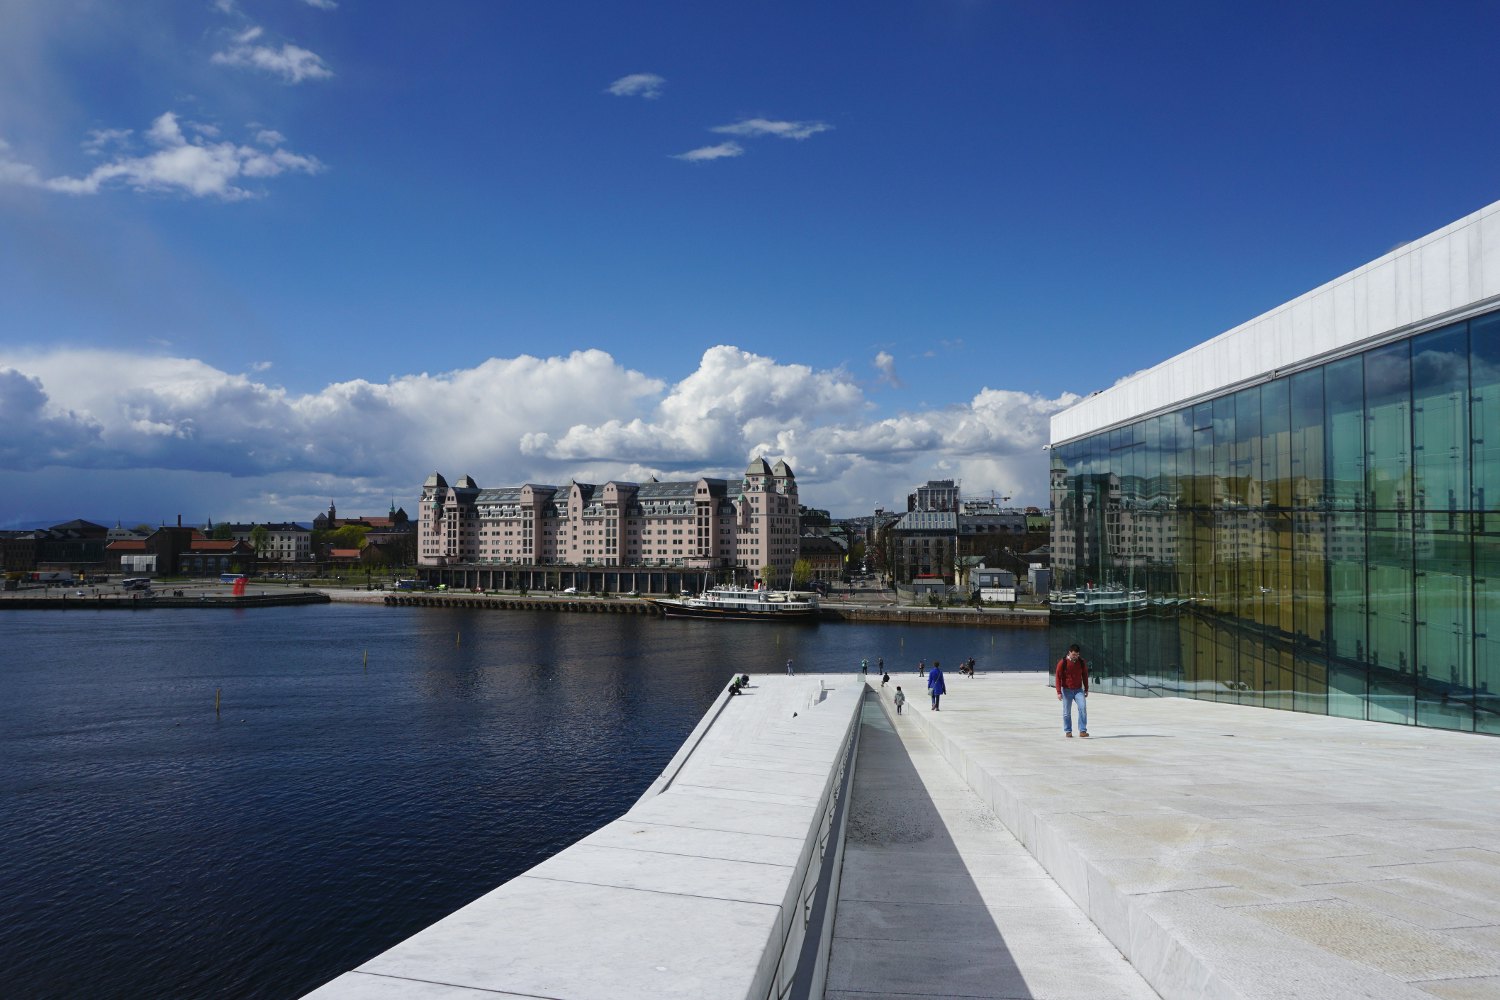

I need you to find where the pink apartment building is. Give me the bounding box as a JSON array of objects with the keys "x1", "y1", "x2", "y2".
[{"x1": 419, "y1": 457, "x2": 802, "y2": 586}]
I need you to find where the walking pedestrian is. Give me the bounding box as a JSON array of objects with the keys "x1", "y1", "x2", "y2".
[
  {"x1": 917, "y1": 658, "x2": 926, "y2": 677},
  {"x1": 786, "y1": 658, "x2": 794, "y2": 675},
  {"x1": 928, "y1": 660, "x2": 946, "y2": 711},
  {"x1": 1055, "y1": 643, "x2": 1090, "y2": 737},
  {"x1": 881, "y1": 670, "x2": 890, "y2": 688},
  {"x1": 893, "y1": 686, "x2": 906, "y2": 715}
]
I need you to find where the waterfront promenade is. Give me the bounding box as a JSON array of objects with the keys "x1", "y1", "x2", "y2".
[
  {"x1": 305, "y1": 672, "x2": 1499, "y2": 999},
  {"x1": 870, "y1": 673, "x2": 1500, "y2": 1000}
]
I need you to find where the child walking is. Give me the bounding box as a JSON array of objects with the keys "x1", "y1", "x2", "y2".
[{"x1": 893, "y1": 686, "x2": 906, "y2": 715}]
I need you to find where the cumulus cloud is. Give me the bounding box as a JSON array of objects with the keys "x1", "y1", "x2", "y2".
[
  {"x1": 0, "y1": 112, "x2": 323, "y2": 200},
  {"x1": 710, "y1": 118, "x2": 832, "y2": 141},
  {"x1": 672, "y1": 141, "x2": 743, "y2": 162},
  {"x1": 212, "y1": 26, "x2": 332, "y2": 84},
  {"x1": 606, "y1": 73, "x2": 666, "y2": 99},
  {"x1": 0, "y1": 346, "x2": 1076, "y2": 521},
  {"x1": 873, "y1": 351, "x2": 901, "y2": 388},
  {"x1": 0, "y1": 368, "x2": 102, "y2": 469},
  {"x1": 301, "y1": 0, "x2": 338, "y2": 9}
]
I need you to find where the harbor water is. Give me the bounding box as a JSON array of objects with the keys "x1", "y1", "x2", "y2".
[{"x1": 0, "y1": 604, "x2": 1051, "y2": 999}]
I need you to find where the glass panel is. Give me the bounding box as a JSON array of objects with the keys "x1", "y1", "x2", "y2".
[
  {"x1": 1328, "y1": 519, "x2": 1368, "y2": 659},
  {"x1": 1472, "y1": 313, "x2": 1500, "y2": 521},
  {"x1": 1475, "y1": 531, "x2": 1500, "y2": 734},
  {"x1": 1262, "y1": 377, "x2": 1293, "y2": 509},
  {"x1": 1292, "y1": 511, "x2": 1327, "y2": 650},
  {"x1": 1412, "y1": 323, "x2": 1469, "y2": 529},
  {"x1": 1364, "y1": 342, "x2": 1413, "y2": 724},
  {"x1": 1415, "y1": 515, "x2": 1472, "y2": 730},
  {"x1": 1293, "y1": 648, "x2": 1328, "y2": 715},
  {"x1": 1325, "y1": 356, "x2": 1365, "y2": 512},
  {"x1": 1290, "y1": 368, "x2": 1325, "y2": 507}
]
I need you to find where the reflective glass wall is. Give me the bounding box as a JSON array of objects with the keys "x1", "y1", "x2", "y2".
[{"x1": 1049, "y1": 309, "x2": 1500, "y2": 734}]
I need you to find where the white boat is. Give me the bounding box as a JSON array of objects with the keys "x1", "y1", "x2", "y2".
[
  {"x1": 1050, "y1": 586, "x2": 1148, "y2": 614},
  {"x1": 651, "y1": 585, "x2": 821, "y2": 622}
]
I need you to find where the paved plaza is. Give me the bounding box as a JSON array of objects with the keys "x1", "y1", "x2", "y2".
[{"x1": 863, "y1": 671, "x2": 1500, "y2": 999}]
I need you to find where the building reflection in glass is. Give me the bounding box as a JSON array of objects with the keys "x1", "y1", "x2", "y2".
[{"x1": 1049, "y1": 310, "x2": 1500, "y2": 734}]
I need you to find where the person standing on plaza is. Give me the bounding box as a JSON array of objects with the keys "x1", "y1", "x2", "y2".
[
  {"x1": 928, "y1": 660, "x2": 946, "y2": 711},
  {"x1": 1056, "y1": 643, "x2": 1089, "y2": 737},
  {"x1": 786, "y1": 658, "x2": 794, "y2": 675},
  {"x1": 893, "y1": 686, "x2": 906, "y2": 715},
  {"x1": 918, "y1": 658, "x2": 926, "y2": 677}
]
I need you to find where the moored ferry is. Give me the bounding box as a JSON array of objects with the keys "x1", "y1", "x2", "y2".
[
  {"x1": 650, "y1": 585, "x2": 821, "y2": 622},
  {"x1": 1048, "y1": 585, "x2": 1148, "y2": 614}
]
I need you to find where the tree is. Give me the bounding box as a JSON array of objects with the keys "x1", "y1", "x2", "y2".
[
  {"x1": 791, "y1": 558, "x2": 813, "y2": 588},
  {"x1": 328, "y1": 525, "x2": 370, "y2": 551},
  {"x1": 759, "y1": 563, "x2": 776, "y2": 588},
  {"x1": 210, "y1": 523, "x2": 234, "y2": 540},
  {"x1": 250, "y1": 524, "x2": 270, "y2": 557},
  {"x1": 847, "y1": 540, "x2": 866, "y2": 574}
]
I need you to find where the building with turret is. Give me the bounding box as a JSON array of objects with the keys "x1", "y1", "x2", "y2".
[{"x1": 418, "y1": 457, "x2": 802, "y2": 586}]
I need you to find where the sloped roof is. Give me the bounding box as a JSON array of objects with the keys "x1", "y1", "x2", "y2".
[
  {"x1": 746, "y1": 457, "x2": 771, "y2": 475},
  {"x1": 894, "y1": 511, "x2": 957, "y2": 531},
  {"x1": 188, "y1": 540, "x2": 251, "y2": 553},
  {"x1": 107, "y1": 540, "x2": 147, "y2": 551},
  {"x1": 635, "y1": 480, "x2": 699, "y2": 500},
  {"x1": 49, "y1": 519, "x2": 107, "y2": 534}
]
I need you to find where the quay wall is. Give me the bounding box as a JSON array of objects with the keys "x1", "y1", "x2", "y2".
[
  {"x1": 823, "y1": 605, "x2": 1047, "y2": 628},
  {"x1": 377, "y1": 591, "x2": 1051, "y2": 627},
  {"x1": 0, "y1": 592, "x2": 330, "y2": 610},
  {"x1": 382, "y1": 592, "x2": 660, "y2": 614}
]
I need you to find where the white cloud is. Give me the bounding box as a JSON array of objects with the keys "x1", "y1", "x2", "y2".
[
  {"x1": 873, "y1": 351, "x2": 901, "y2": 388},
  {"x1": 254, "y1": 128, "x2": 286, "y2": 146},
  {"x1": 0, "y1": 346, "x2": 1076, "y2": 521},
  {"x1": 710, "y1": 118, "x2": 832, "y2": 140},
  {"x1": 212, "y1": 28, "x2": 332, "y2": 84},
  {"x1": 606, "y1": 73, "x2": 666, "y2": 99},
  {"x1": 301, "y1": 0, "x2": 338, "y2": 9},
  {"x1": 0, "y1": 112, "x2": 324, "y2": 200},
  {"x1": 672, "y1": 141, "x2": 744, "y2": 162},
  {"x1": 82, "y1": 128, "x2": 133, "y2": 155}
]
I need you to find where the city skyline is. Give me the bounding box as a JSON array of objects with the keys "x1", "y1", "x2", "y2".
[{"x1": 4, "y1": 2, "x2": 1499, "y2": 525}]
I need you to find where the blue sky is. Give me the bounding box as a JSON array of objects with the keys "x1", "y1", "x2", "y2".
[{"x1": 3, "y1": 0, "x2": 1499, "y2": 526}]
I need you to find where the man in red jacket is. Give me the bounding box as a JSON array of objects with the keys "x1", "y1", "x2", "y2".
[{"x1": 1055, "y1": 643, "x2": 1089, "y2": 737}]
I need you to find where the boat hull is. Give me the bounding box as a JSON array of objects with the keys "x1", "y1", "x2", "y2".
[{"x1": 652, "y1": 600, "x2": 820, "y2": 622}]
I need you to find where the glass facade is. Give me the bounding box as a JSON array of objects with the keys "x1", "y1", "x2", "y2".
[{"x1": 1049, "y1": 307, "x2": 1500, "y2": 734}]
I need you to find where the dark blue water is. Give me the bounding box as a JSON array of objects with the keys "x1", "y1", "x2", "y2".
[{"x1": 0, "y1": 605, "x2": 1049, "y2": 999}]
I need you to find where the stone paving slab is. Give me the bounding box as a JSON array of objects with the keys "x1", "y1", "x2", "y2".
[
  {"x1": 869, "y1": 672, "x2": 1500, "y2": 1000},
  {"x1": 825, "y1": 697, "x2": 1158, "y2": 1000}
]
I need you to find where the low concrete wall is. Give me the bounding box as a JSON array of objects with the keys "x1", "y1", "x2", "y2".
[{"x1": 305, "y1": 675, "x2": 864, "y2": 1000}]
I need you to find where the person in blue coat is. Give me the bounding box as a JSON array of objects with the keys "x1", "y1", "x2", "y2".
[{"x1": 927, "y1": 660, "x2": 946, "y2": 711}]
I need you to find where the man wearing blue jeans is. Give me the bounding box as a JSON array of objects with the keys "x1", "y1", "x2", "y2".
[{"x1": 1055, "y1": 643, "x2": 1089, "y2": 737}]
